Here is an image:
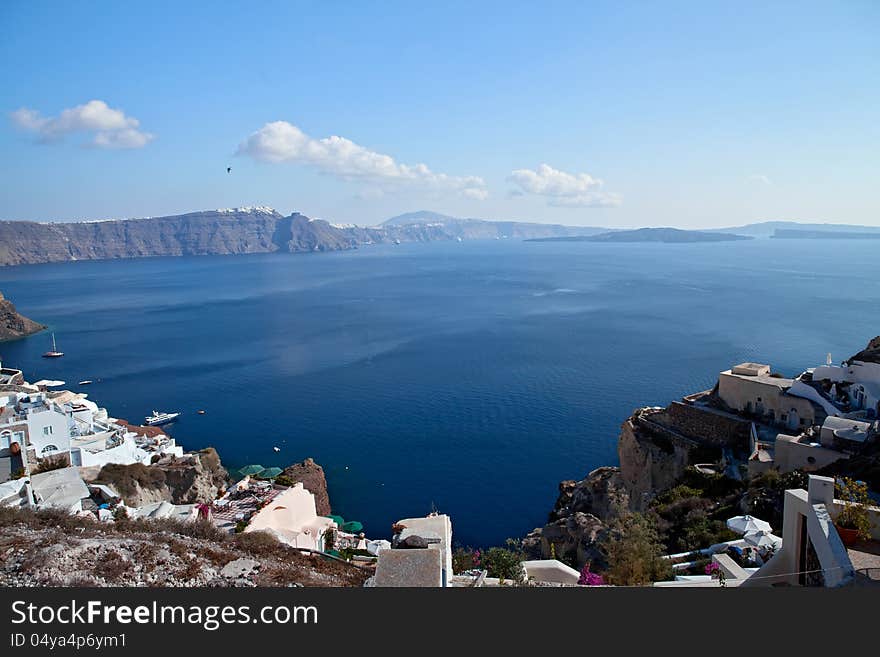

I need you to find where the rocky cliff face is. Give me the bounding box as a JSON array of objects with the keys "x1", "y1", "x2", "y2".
[
  {"x1": 523, "y1": 466, "x2": 628, "y2": 568},
  {"x1": 616, "y1": 414, "x2": 692, "y2": 512},
  {"x1": 281, "y1": 458, "x2": 331, "y2": 516},
  {"x1": 0, "y1": 291, "x2": 45, "y2": 341},
  {"x1": 91, "y1": 448, "x2": 228, "y2": 507},
  {"x1": 524, "y1": 407, "x2": 703, "y2": 567},
  {"x1": 0, "y1": 207, "x2": 600, "y2": 267}
]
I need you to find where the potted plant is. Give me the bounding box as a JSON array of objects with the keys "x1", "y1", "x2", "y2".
[{"x1": 834, "y1": 477, "x2": 873, "y2": 546}]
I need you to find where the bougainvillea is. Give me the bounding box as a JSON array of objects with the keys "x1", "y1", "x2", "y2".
[{"x1": 578, "y1": 563, "x2": 604, "y2": 586}]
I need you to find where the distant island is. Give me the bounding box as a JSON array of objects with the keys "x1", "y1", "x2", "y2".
[
  {"x1": 0, "y1": 208, "x2": 598, "y2": 267},
  {"x1": 771, "y1": 229, "x2": 880, "y2": 240},
  {"x1": 1, "y1": 208, "x2": 877, "y2": 267},
  {"x1": 526, "y1": 227, "x2": 752, "y2": 243}
]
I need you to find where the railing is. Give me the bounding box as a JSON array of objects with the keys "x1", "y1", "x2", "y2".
[{"x1": 856, "y1": 567, "x2": 880, "y2": 581}]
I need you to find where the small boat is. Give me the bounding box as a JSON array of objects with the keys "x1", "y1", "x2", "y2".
[
  {"x1": 273, "y1": 446, "x2": 281, "y2": 452},
  {"x1": 42, "y1": 333, "x2": 64, "y2": 358},
  {"x1": 144, "y1": 410, "x2": 180, "y2": 426},
  {"x1": 197, "y1": 409, "x2": 206, "y2": 415},
  {"x1": 393, "y1": 238, "x2": 401, "y2": 245},
  {"x1": 78, "y1": 380, "x2": 93, "y2": 385}
]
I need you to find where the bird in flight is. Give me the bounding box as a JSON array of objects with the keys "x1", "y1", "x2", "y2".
[{"x1": 227, "y1": 167, "x2": 231, "y2": 173}]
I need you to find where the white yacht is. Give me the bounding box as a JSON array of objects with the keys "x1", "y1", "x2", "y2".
[{"x1": 144, "y1": 410, "x2": 180, "y2": 426}]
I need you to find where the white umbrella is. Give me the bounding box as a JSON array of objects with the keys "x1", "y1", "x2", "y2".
[
  {"x1": 726, "y1": 515, "x2": 772, "y2": 534},
  {"x1": 743, "y1": 530, "x2": 781, "y2": 549}
]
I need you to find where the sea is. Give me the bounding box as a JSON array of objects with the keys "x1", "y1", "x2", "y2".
[{"x1": 0, "y1": 238, "x2": 877, "y2": 546}]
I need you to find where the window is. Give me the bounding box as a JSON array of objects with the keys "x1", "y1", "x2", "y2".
[
  {"x1": 40, "y1": 444, "x2": 59, "y2": 454},
  {"x1": 43, "y1": 426, "x2": 53, "y2": 436},
  {"x1": 781, "y1": 414, "x2": 787, "y2": 422}
]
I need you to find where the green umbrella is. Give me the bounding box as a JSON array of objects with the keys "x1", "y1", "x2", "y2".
[
  {"x1": 341, "y1": 520, "x2": 363, "y2": 533},
  {"x1": 325, "y1": 514, "x2": 345, "y2": 526},
  {"x1": 258, "y1": 467, "x2": 283, "y2": 479},
  {"x1": 238, "y1": 464, "x2": 265, "y2": 476}
]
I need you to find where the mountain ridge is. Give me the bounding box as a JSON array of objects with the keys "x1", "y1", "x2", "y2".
[{"x1": 2, "y1": 208, "x2": 878, "y2": 267}]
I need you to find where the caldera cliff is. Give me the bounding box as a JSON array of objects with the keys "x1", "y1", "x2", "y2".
[{"x1": 0, "y1": 291, "x2": 45, "y2": 341}]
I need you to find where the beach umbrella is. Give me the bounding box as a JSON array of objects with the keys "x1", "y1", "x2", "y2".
[
  {"x1": 238, "y1": 464, "x2": 265, "y2": 476},
  {"x1": 726, "y1": 515, "x2": 772, "y2": 535},
  {"x1": 743, "y1": 530, "x2": 781, "y2": 549},
  {"x1": 341, "y1": 520, "x2": 363, "y2": 533},
  {"x1": 258, "y1": 467, "x2": 283, "y2": 479},
  {"x1": 325, "y1": 514, "x2": 345, "y2": 526}
]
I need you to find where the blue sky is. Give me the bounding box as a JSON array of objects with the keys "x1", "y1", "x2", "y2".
[{"x1": 1, "y1": 1, "x2": 877, "y2": 228}]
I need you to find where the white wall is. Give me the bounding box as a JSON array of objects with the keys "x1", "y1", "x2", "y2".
[
  {"x1": 25, "y1": 409, "x2": 71, "y2": 457},
  {"x1": 72, "y1": 435, "x2": 149, "y2": 468},
  {"x1": 245, "y1": 483, "x2": 334, "y2": 551}
]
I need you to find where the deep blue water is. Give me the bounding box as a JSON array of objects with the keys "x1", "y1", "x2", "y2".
[{"x1": 1, "y1": 239, "x2": 878, "y2": 546}]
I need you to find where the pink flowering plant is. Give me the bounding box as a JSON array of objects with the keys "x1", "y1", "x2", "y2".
[{"x1": 577, "y1": 563, "x2": 604, "y2": 586}]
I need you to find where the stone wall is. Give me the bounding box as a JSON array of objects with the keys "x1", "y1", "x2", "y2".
[{"x1": 652, "y1": 401, "x2": 751, "y2": 450}]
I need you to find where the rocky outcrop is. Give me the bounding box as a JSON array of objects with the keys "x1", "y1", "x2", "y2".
[
  {"x1": 0, "y1": 507, "x2": 367, "y2": 587},
  {"x1": 91, "y1": 448, "x2": 228, "y2": 507},
  {"x1": 617, "y1": 415, "x2": 692, "y2": 512},
  {"x1": 281, "y1": 458, "x2": 330, "y2": 515},
  {"x1": 0, "y1": 291, "x2": 45, "y2": 341},
  {"x1": 525, "y1": 405, "x2": 713, "y2": 568},
  {"x1": 160, "y1": 448, "x2": 228, "y2": 504},
  {"x1": 851, "y1": 335, "x2": 880, "y2": 365},
  {"x1": 523, "y1": 467, "x2": 627, "y2": 567}
]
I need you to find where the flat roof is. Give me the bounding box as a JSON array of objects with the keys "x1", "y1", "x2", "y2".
[
  {"x1": 721, "y1": 370, "x2": 794, "y2": 389},
  {"x1": 30, "y1": 466, "x2": 90, "y2": 508}
]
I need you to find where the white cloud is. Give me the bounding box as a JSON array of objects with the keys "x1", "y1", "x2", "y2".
[
  {"x1": 508, "y1": 163, "x2": 621, "y2": 208},
  {"x1": 10, "y1": 100, "x2": 154, "y2": 149},
  {"x1": 237, "y1": 121, "x2": 487, "y2": 200},
  {"x1": 748, "y1": 174, "x2": 772, "y2": 186}
]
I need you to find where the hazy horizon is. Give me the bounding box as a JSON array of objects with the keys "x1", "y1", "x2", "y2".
[{"x1": 2, "y1": 206, "x2": 879, "y2": 234}]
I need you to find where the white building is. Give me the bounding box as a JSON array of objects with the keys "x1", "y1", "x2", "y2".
[
  {"x1": 0, "y1": 382, "x2": 183, "y2": 482},
  {"x1": 244, "y1": 482, "x2": 337, "y2": 552},
  {"x1": 810, "y1": 344, "x2": 880, "y2": 417}
]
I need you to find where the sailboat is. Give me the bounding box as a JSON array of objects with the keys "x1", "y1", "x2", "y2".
[{"x1": 42, "y1": 333, "x2": 64, "y2": 358}]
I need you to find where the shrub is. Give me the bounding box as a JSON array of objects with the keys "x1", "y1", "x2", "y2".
[
  {"x1": 95, "y1": 463, "x2": 167, "y2": 501},
  {"x1": 274, "y1": 475, "x2": 295, "y2": 487},
  {"x1": 148, "y1": 517, "x2": 227, "y2": 542},
  {"x1": 600, "y1": 511, "x2": 673, "y2": 585},
  {"x1": 94, "y1": 550, "x2": 131, "y2": 582},
  {"x1": 835, "y1": 477, "x2": 873, "y2": 541},
  {"x1": 233, "y1": 530, "x2": 283, "y2": 556},
  {"x1": 453, "y1": 547, "x2": 481, "y2": 574},
  {"x1": 30, "y1": 454, "x2": 69, "y2": 474},
  {"x1": 481, "y1": 540, "x2": 525, "y2": 584}
]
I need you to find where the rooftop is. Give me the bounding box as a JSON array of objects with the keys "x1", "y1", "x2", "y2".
[
  {"x1": 721, "y1": 369, "x2": 794, "y2": 389},
  {"x1": 731, "y1": 363, "x2": 771, "y2": 377},
  {"x1": 30, "y1": 466, "x2": 90, "y2": 509},
  {"x1": 372, "y1": 548, "x2": 443, "y2": 587}
]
